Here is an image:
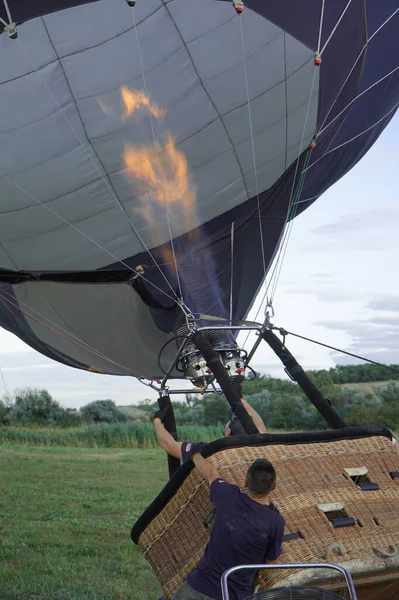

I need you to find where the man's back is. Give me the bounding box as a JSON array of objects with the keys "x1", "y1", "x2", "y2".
[{"x1": 187, "y1": 479, "x2": 285, "y2": 600}]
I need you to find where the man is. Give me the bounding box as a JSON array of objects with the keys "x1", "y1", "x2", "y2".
[
  {"x1": 152, "y1": 397, "x2": 266, "y2": 462},
  {"x1": 172, "y1": 454, "x2": 285, "y2": 600}
]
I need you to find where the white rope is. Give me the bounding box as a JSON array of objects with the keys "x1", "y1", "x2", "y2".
[
  {"x1": 316, "y1": 0, "x2": 326, "y2": 52},
  {"x1": 318, "y1": 65, "x2": 399, "y2": 138},
  {"x1": 320, "y1": 0, "x2": 353, "y2": 56},
  {"x1": 267, "y1": 68, "x2": 318, "y2": 303},
  {"x1": 293, "y1": 194, "x2": 319, "y2": 205},
  {"x1": 17, "y1": 36, "x2": 178, "y2": 301},
  {"x1": 318, "y1": 8, "x2": 399, "y2": 134},
  {"x1": 242, "y1": 66, "x2": 318, "y2": 350},
  {"x1": 2, "y1": 0, "x2": 12, "y2": 23},
  {"x1": 0, "y1": 172, "x2": 176, "y2": 302},
  {"x1": 229, "y1": 222, "x2": 235, "y2": 323},
  {"x1": 306, "y1": 103, "x2": 398, "y2": 173},
  {"x1": 239, "y1": 16, "x2": 267, "y2": 279},
  {"x1": 244, "y1": 5, "x2": 398, "y2": 346},
  {"x1": 130, "y1": 8, "x2": 184, "y2": 301}
]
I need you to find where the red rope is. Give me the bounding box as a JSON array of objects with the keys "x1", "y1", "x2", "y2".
[{"x1": 0, "y1": 290, "x2": 156, "y2": 381}]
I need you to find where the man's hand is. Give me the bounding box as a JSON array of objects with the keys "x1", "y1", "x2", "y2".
[{"x1": 151, "y1": 396, "x2": 170, "y2": 424}]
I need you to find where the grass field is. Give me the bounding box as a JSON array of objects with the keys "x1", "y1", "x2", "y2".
[
  {"x1": 0, "y1": 422, "x2": 223, "y2": 449},
  {"x1": 0, "y1": 444, "x2": 168, "y2": 600}
]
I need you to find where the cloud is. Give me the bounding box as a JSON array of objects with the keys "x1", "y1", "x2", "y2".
[
  {"x1": 366, "y1": 296, "x2": 399, "y2": 313},
  {"x1": 305, "y1": 206, "x2": 399, "y2": 251},
  {"x1": 2, "y1": 364, "x2": 57, "y2": 373},
  {"x1": 314, "y1": 207, "x2": 399, "y2": 237},
  {"x1": 315, "y1": 316, "x2": 399, "y2": 365},
  {"x1": 284, "y1": 287, "x2": 366, "y2": 303},
  {"x1": 331, "y1": 351, "x2": 399, "y2": 367}
]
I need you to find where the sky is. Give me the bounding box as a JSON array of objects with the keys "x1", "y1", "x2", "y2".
[{"x1": 0, "y1": 113, "x2": 398, "y2": 409}]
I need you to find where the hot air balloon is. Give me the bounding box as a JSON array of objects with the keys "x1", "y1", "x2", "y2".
[
  {"x1": 0, "y1": 0, "x2": 397, "y2": 384},
  {"x1": 1, "y1": 1, "x2": 399, "y2": 598}
]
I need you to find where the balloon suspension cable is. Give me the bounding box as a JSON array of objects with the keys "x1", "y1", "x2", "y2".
[
  {"x1": 238, "y1": 0, "x2": 319, "y2": 354},
  {"x1": 265, "y1": 0, "x2": 324, "y2": 307},
  {"x1": 130, "y1": 4, "x2": 184, "y2": 302},
  {"x1": 241, "y1": 121, "x2": 316, "y2": 352},
  {"x1": 1, "y1": 0, "x2": 17, "y2": 38},
  {"x1": 239, "y1": 9, "x2": 267, "y2": 280},
  {"x1": 260, "y1": 323, "x2": 345, "y2": 430},
  {"x1": 317, "y1": 7, "x2": 399, "y2": 137},
  {"x1": 269, "y1": 324, "x2": 399, "y2": 376},
  {"x1": 319, "y1": 0, "x2": 353, "y2": 57},
  {"x1": 318, "y1": 66, "x2": 399, "y2": 140},
  {"x1": 306, "y1": 103, "x2": 398, "y2": 173},
  {"x1": 14, "y1": 36, "x2": 179, "y2": 303}
]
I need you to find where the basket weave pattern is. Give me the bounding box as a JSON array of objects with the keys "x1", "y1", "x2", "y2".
[{"x1": 138, "y1": 436, "x2": 399, "y2": 599}]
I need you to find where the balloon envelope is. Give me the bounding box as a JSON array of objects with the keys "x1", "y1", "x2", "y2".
[{"x1": 0, "y1": 0, "x2": 398, "y2": 378}]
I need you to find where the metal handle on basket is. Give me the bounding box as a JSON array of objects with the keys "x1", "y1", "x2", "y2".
[{"x1": 221, "y1": 562, "x2": 357, "y2": 600}]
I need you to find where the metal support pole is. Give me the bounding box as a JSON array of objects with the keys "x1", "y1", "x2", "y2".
[
  {"x1": 261, "y1": 328, "x2": 345, "y2": 429},
  {"x1": 192, "y1": 331, "x2": 259, "y2": 435}
]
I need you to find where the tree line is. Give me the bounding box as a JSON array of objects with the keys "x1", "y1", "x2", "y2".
[{"x1": 1, "y1": 362, "x2": 398, "y2": 432}]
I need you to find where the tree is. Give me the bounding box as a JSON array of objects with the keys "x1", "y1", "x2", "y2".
[
  {"x1": 4, "y1": 388, "x2": 80, "y2": 427},
  {"x1": 203, "y1": 395, "x2": 229, "y2": 426},
  {"x1": 80, "y1": 400, "x2": 128, "y2": 424},
  {"x1": 0, "y1": 398, "x2": 10, "y2": 424}
]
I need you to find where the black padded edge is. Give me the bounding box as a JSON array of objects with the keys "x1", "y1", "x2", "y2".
[{"x1": 131, "y1": 425, "x2": 393, "y2": 544}]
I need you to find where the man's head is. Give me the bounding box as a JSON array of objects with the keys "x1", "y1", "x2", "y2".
[
  {"x1": 224, "y1": 408, "x2": 248, "y2": 437},
  {"x1": 245, "y1": 458, "x2": 276, "y2": 498}
]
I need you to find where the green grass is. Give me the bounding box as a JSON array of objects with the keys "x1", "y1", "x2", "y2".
[
  {"x1": 0, "y1": 422, "x2": 223, "y2": 449},
  {"x1": 0, "y1": 444, "x2": 168, "y2": 600}
]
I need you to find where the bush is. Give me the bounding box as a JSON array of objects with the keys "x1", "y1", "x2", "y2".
[
  {"x1": 0, "y1": 399, "x2": 10, "y2": 424},
  {"x1": 4, "y1": 388, "x2": 76, "y2": 427},
  {"x1": 80, "y1": 400, "x2": 128, "y2": 424}
]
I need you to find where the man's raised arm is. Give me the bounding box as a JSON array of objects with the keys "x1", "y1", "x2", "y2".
[
  {"x1": 153, "y1": 418, "x2": 182, "y2": 459},
  {"x1": 192, "y1": 453, "x2": 220, "y2": 484},
  {"x1": 241, "y1": 397, "x2": 266, "y2": 433}
]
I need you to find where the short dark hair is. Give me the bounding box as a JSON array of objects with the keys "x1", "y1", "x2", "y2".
[{"x1": 246, "y1": 458, "x2": 276, "y2": 495}]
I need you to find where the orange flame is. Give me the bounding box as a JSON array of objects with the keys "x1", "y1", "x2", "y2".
[
  {"x1": 97, "y1": 86, "x2": 165, "y2": 121},
  {"x1": 124, "y1": 134, "x2": 198, "y2": 266},
  {"x1": 98, "y1": 88, "x2": 200, "y2": 273},
  {"x1": 120, "y1": 86, "x2": 165, "y2": 120}
]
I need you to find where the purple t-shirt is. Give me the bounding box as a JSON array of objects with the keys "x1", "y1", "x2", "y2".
[{"x1": 187, "y1": 479, "x2": 285, "y2": 600}]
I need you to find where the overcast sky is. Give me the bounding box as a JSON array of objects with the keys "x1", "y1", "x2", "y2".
[{"x1": 0, "y1": 113, "x2": 398, "y2": 409}]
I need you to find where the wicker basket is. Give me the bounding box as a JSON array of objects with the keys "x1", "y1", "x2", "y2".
[{"x1": 133, "y1": 428, "x2": 399, "y2": 599}]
